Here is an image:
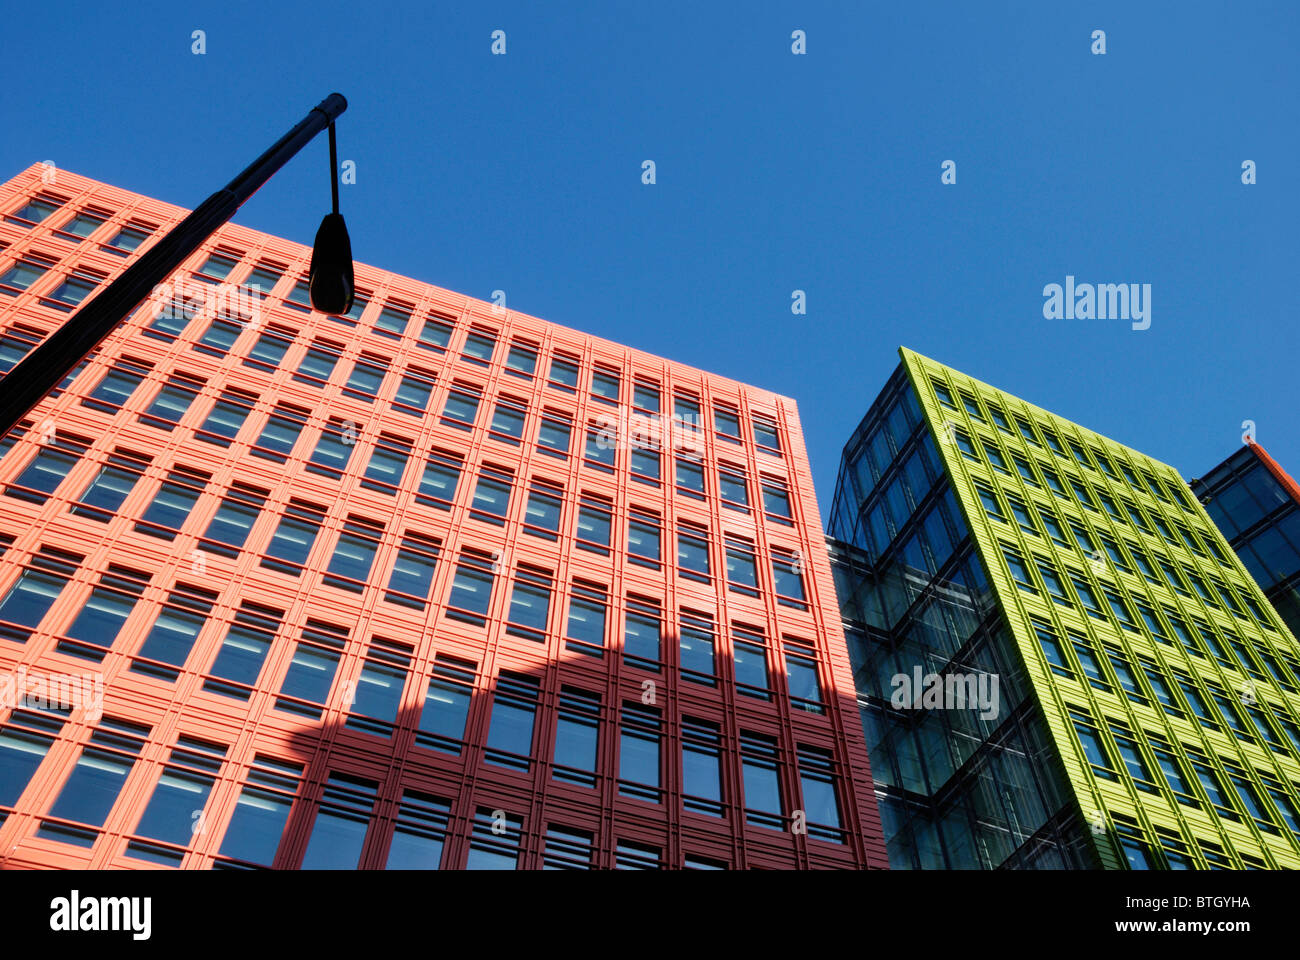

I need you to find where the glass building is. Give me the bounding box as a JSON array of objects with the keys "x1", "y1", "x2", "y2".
[
  {"x1": 829, "y1": 348, "x2": 1300, "y2": 869},
  {"x1": 0, "y1": 165, "x2": 887, "y2": 870},
  {"x1": 1191, "y1": 443, "x2": 1300, "y2": 639}
]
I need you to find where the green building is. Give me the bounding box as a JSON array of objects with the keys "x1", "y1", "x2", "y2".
[{"x1": 828, "y1": 348, "x2": 1300, "y2": 869}]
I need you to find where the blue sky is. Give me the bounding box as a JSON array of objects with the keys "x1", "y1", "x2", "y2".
[{"x1": 2, "y1": 1, "x2": 1296, "y2": 514}]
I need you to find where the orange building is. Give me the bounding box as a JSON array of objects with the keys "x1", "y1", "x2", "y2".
[{"x1": 0, "y1": 164, "x2": 887, "y2": 869}]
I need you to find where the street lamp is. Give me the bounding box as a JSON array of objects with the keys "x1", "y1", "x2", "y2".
[{"x1": 0, "y1": 92, "x2": 354, "y2": 439}]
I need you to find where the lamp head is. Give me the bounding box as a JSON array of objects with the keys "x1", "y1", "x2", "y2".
[{"x1": 309, "y1": 212, "x2": 354, "y2": 315}]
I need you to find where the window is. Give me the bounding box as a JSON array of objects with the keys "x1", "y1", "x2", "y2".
[
  {"x1": 385, "y1": 791, "x2": 451, "y2": 870},
  {"x1": 565, "y1": 582, "x2": 608, "y2": 657},
  {"x1": 202, "y1": 602, "x2": 283, "y2": 701},
  {"x1": 522, "y1": 481, "x2": 563, "y2": 540},
  {"x1": 362, "y1": 435, "x2": 413, "y2": 493},
  {"x1": 485, "y1": 672, "x2": 541, "y2": 770},
  {"x1": 416, "y1": 656, "x2": 476, "y2": 753},
  {"x1": 977, "y1": 484, "x2": 1006, "y2": 521},
  {"x1": 679, "y1": 610, "x2": 716, "y2": 685},
  {"x1": 797, "y1": 746, "x2": 844, "y2": 842},
  {"x1": 714, "y1": 405, "x2": 741, "y2": 441},
  {"x1": 384, "y1": 366, "x2": 436, "y2": 416},
  {"x1": 6, "y1": 434, "x2": 87, "y2": 503},
  {"x1": 676, "y1": 456, "x2": 705, "y2": 498},
  {"x1": 553, "y1": 688, "x2": 601, "y2": 787},
  {"x1": 140, "y1": 374, "x2": 203, "y2": 430},
  {"x1": 537, "y1": 410, "x2": 573, "y2": 458},
  {"x1": 682, "y1": 717, "x2": 724, "y2": 816},
  {"x1": 1035, "y1": 622, "x2": 1072, "y2": 677},
  {"x1": 504, "y1": 339, "x2": 538, "y2": 377},
  {"x1": 37, "y1": 717, "x2": 150, "y2": 848},
  {"x1": 630, "y1": 442, "x2": 661, "y2": 485},
  {"x1": 307, "y1": 418, "x2": 356, "y2": 478},
  {"x1": 385, "y1": 534, "x2": 441, "y2": 608},
  {"x1": 1013, "y1": 455, "x2": 1038, "y2": 486},
  {"x1": 1105, "y1": 590, "x2": 1139, "y2": 631},
  {"x1": 772, "y1": 551, "x2": 806, "y2": 608},
  {"x1": 548, "y1": 354, "x2": 580, "y2": 392},
  {"x1": 421, "y1": 314, "x2": 457, "y2": 351},
  {"x1": 446, "y1": 550, "x2": 496, "y2": 625},
  {"x1": 244, "y1": 325, "x2": 294, "y2": 371},
  {"x1": 374, "y1": 301, "x2": 413, "y2": 340},
  {"x1": 726, "y1": 538, "x2": 760, "y2": 596},
  {"x1": 261, "y1": 500, "x2": 326, "y2": 576},
  {"x1": 135, "y1": 467, "x2": 207, "y2": 540},
  {"x1": 488, "y1": 398, "x2": 527, "y2": 444},
  {"x1": 1150, "y1": 742, "x2": 1198, "y2": 807},
  {"x1": 83, "y1": 358, "x2": 151, "y2": 414},
  {"x1": 44, "y1": 269, "x2": 104, "y2": 311},
  {"x1": 627, "y1": 511, "x2": 661, "y2": 568},
  {"x1": 1037, "y1": 561, "x2": 1071, "y2": 606},
  {"x1": 461, "y1": 326, "x2": 497, "y2": 364},
  {"x1": 195, "y1": 316, "x2": 243, "y2": 356},
  {"x1": 9, "y1": 195, "x2": 63, "y2": 226},
  {"x1": 762, "y1": 477, "x2": 793, "y2": 523},
  {"x1": 344, "y1": 354, "x2": 389, "y2": 402},
  {"x1": 618, "y1": 703, "x2": 662, "y2": 801},
  {"x1": 466, "y1": 808, "x2": 523, "y2": 870},
  {"x1": 195, "y1": 251, "x2": 239, "y2": 282},
  {"x1": 441, "y1": 383, "x2": 481, "y2": 430},
  {"x1": 623, "y1": 597, "x2": 661, "y2": 671},
  {"x1": 57, "y1": 565, "x2": 149, "y2": 663},
  {"x1": 105, "y1": 222, "x2": 152, "y2": 255},
  {"x1": 632, "y1": 380, "x2": 660, "y2": 413},
  {"x1": 752, "y1": 416, "x2": 781, "y2": 453},
  {"x1": 275, "y1": 620, "x2": 349, "y2": 718},
  {"x1": 1190, "y1": 755, "x2": 1239, "y2": 823},
  {"x1": 506, "y1": 566, "x2": 552, "y2": 641},
  {"x1": 300, "y1": 774, "x2": 379, "y2": 869},
  {"x1": 544, "y1": 826, "x2": 594, "y2": 870},
  {"x1": 196, "y1": 389, "x2": 257, "y2": 447},
  {"x1": 293, "y1": 340, "x2": 342, "y2": 387},
  {"x1": 240, "y1": 261, "x2": 284, "y2": 299},
  {"x1": 678, "y1": 527, "x2": 711, "y2": 583},
  {"x1": 250, "y1": 403, "x2": 308, "y2": 462},
  {"x1": 0, "y1": 548, "x2": 78, "y2": 642},
  {"x1": 198, "y1": 483, "x2": 267, "y2": 556},
  {"x1": 741, "y1": 732, "x2": 784, "y2": 828},
  {"x1": 417, "y1": 449, "x2": 463, "y2": 509},
  {"x1": 0, "y1": 709, "x2": 66, "y2": 818},
  {"x1": 591, "y1": 367, "x2": 620, "y2": 403},
  {"x1": 0, "y1": 324, "x2": 43, "y2": 373},
  {"x1": 0, "y1": 253, "x2": 54, "y2": 293},
  {"x1": 1072, "y1": 577, "x2": 1105, "y2": 619},
  {"x1": 71, "y1": 447, "x2": 148, "y2": 515},
  {"x1": 131, "y1": 584, "x2": 218, "y2": 681},
  {"x1": 575, "y1": 495, "x2": 612, "y2": 554},
  {"x1": 345, "y1": 637, "x2": 412, "y2": 737},
  {"x1": 124, "y1": 738, "x2": 231, "y2": 863},
  {"x1": 1072, "y1": 713, "x2": 1116, "y2": 780},
  {"x1": 323, "y1": 517, "x2": 383, "y2": 592},
  {"x1": 733, "y1": 627, "x2": 770, "y2": 699},
  {"x1": 1100, "y1": 535, "x2": 1132, "y2": 575},
  {"x1": 718, "y1": 465, "x2": 749, "y2": 511},
  {"x1": 1009, "y1": 497, "x2": 1038, "y2": 537},
  {"x1": 469, "y1": 465, "x2": 513, "y2": 526}
]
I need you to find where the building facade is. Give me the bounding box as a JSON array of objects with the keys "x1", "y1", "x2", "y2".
[
  {"x1": 1191, "y1": 442, "x2": 1300, "y2": 640},
  {"x1": 829, "y1": 348, "x2": 1300, "y2": 869},
  {"x1": 0, "y1": 164, "x2": 887, "y2": 869}
]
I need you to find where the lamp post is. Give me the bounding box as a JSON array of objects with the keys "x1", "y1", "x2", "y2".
[{"x1": 0, "y1": 91, "x2": 353, "y2": 439}]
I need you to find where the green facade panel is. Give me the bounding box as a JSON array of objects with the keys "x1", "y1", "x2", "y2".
[{"x1": 899, "y1": 347, "x2": 1300, "y2": 869}]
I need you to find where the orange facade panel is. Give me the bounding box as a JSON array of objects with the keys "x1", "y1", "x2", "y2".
[{"x1": 0, "y1": 163, "x2": 887, "y2": 870}]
